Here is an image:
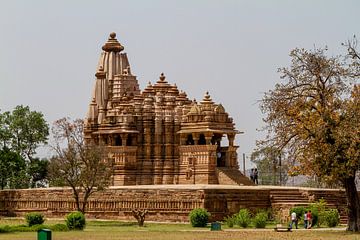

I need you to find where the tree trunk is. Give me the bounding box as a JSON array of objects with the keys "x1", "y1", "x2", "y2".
[{"x1": 343, "y1": 176, "x2": 360, "y2": 232}]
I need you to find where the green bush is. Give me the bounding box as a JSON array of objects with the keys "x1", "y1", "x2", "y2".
[
  {"x1": 253, "y1": 211, "x2": 267, "y2": 228},
  {"x1": 189, "y1": 208, "x2": 211, "y2": 227},
  {"x1": 224, "y1": 215, "x2": 235, "y2": 228},
  {"x1": 307, "y1": 208, "x2": 318, "y2": 227},
  {"x1": 25, "y1": 212, "x2": 45, "y2": 226},
  {"x1": 325, "y1": 209, "x2": 340, "y2": 227},
  {"x1": 0, "y1": 225, "x2": 11, "y2": 233},
  {"x1": 50, "y1": 223, "x2": 69, "y2": 231},
  {"x1": 235, "y1": 209, "x2": 251, "y2": 228},
  {"x1": 66, "y1": 211, "x2": 86, "y2": 230},
  {"x1": 290, "y1": 206, "x2": 305, "y2": 221}
]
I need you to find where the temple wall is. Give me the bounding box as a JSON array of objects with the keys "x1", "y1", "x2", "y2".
[{"x1": 0, "y1": 185, "x2": 349, "y2": 222}]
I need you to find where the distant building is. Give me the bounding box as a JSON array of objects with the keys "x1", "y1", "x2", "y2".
[{"x1": 85, "y1": 33, "x2": 253, "y2": 186}]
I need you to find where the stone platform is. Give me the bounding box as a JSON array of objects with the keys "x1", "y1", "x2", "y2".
[{"x1": 0, "y1": 185, "x2": 348, "y2": 223}]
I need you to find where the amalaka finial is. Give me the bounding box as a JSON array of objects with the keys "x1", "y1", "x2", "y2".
[
  {"x1": 102, "y1": 32, "x2": 124, "y2": 52},
  {"x1": 160, "y1": 72, "x2": 166, "y2": 81},
  {"x1": 110, "y1": 32, "x2": 116, "y2": 39}
]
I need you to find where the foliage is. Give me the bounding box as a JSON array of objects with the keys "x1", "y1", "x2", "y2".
[
  {"x1": 48, "y1": 118, "x2": 113, "y2": 213},
  {"x1": 28, "y1": 158, "x2": 49, "y2": 188},
  {"x1": 325, "y1": 209, "x2": 340, "y2": 227},
  {"x1": 309, "y1": 198, "x2": 327, "y2": 227},
  {"x1": 250, "y1": 147, "x2": 288, "y2": 185},
  {"x1": 290, "y1": 206, "x2": 306, "y2": 221},
  {"x1": 66, "y1": 211, "x2": 86, "y2": 230},
  {"x1": 259, "y1": 42, "x2": 360, "y2": 231},
  {"x1": 253, "y1": 211, "x2": 267, "y2": 228},
  {"x1": 0, "y1": 106, "x2": 49, "y2": 189},
  {"x1": 224, "y1": 215, "x2": 235, "y2": 228},
  {"x1": 0, "y1": 148, "x2": 26, "y2": 189},
  {"x1": 25, "y1": 212, "x2": 44, "y2": 226},
  {"x1": 189, "y1": 208, "x2": 210, "y2": 227},
  {"x1": 234, "y1": 209, "x2": 251, "y2": 228},
  {"x1": 0, "y1": 223, "x2": 69, "y2": 233},
  {"x1": 0, "y1": 105, "x2": 49, "y2": 160}
]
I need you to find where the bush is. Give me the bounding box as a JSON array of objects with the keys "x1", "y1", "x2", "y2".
[
  {"x1": 235, "y1": 209, "x2": 251, "y2": 228},
  {"x1": 224, "y1": 215, "x2": 235, "y2": 228},
  {"x1": 0, "y1": 225, "x2": 11, "y2": 233},
  {"x1": 325, "y1": 209, "x2": 340, "y2": 227},
  {"x1": 25, "y1": 212, "x2": 45, "y2": 226},
  {"x1": 66, "y1": 211, "x2": 86, "y2": 230},
  {"x1": 50, "y1": 223, "x2": 69, "y2": 231},
  {"x1": 290, "y1": 206, "x2": 305, "y2": 221},
  {"x1": 189, "y1": 208, "x2": 211, "y2": 227},
  {"x1": 253, "y1": 211, "x2": 267, "y2": 228}
]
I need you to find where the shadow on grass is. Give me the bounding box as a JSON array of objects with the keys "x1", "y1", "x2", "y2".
[{"x1": 88, "y1": 221, "x2": 139, "y2": 227}]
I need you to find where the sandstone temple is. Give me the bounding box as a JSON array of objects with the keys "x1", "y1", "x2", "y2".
[{"x1": 84, "y1": 32, "x2": 252, "y2": 186}]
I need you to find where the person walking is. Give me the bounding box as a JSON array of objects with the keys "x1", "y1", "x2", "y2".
[
  {"x1": 304, "y1": 211, "x2": 308, "y2": 229},
  {"x1": 250, "y1": 168, "x2": 254, "y2": 182},
  {"x1": 253, "y1": 168, "x2": 258, "y2": 185},
  {"x1": 290, "y1": 211, "x2": 298, "y2": 229},
  {"x1": 307, "y1": 210, "x2": 312, "y2": 229}
]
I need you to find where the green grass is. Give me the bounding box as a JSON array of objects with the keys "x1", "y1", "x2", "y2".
[{"x1": 0, "y1": 218, "x2": 359, "y2": 240}]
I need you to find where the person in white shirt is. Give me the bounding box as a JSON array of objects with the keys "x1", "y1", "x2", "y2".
[{"x1": 290, "y1": 212, "x2": 298, "y2": 229}]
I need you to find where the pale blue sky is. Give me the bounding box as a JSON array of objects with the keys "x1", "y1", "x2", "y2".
[{"x1": 0, "y1": 0, "x2": 359, "y2": 168}]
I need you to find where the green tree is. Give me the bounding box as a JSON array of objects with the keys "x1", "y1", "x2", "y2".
[
  {"x1": 259, "y1": 43, "x2": 359, "y2": 231},
  {"x1": 0, "y1": 147, "x2": 27, "y2": 189},
  {"x1": 48, "y1": 118, "x2": 113, "y2": 213},
  {"x1": 0, "y1": 105, "x2": 49, "y2": 188},
  {"x1": 4, "y1": 105, "x2": 49, "y2": 160},
  {"x1": 250, "y1": 146, "x2": 288, "y2": 185}
]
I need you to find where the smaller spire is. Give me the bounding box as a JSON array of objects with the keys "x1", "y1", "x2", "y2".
[{"x1": 102, "y1": 32, "x2": 124, "y2": 52}]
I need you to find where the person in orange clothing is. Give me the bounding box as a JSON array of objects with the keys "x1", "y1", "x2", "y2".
[{"x1": 307, "y1": 210, "x2": 312, "y2": 229}]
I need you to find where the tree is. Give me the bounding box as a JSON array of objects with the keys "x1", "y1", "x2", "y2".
[
  {"x1": 48, "y1": 118, "x2": 113, "y2": 213},
  {"x1": 0, "y1": 147, "x2": 26, "y2": 189},
  {"x1": 0, "y1": 105, "x2": 49, "y2": 160},
  {"x1": 259, "y1": 44, "x2": 359, "y2": 231},
  {"x1": 250, "y1": 147, "x2": 288, "y2": 185},
  {"x1": 0, "y1": 105, "x2": 49, "y2": 188}
]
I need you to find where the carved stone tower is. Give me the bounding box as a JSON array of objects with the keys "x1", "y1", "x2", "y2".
[{"x1": 84, "y1": 33, "x2": 253, "y2": 186}]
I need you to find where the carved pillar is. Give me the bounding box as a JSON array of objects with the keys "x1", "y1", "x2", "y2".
[{"x1": 204, "y1": 132, "x2": 213, "y2": 145}]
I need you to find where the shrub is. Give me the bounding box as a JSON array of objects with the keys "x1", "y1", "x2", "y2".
[
  {"x1": 66, "y1": 211, "x2": 86, "y2": 230},
  {"x1": 290, "y1": 206, "x2": 305, "y2": 221},
  {"x1": 25, "y1": 212, "x2": 45, "y2": 226},
  {"x1": 253, "y1": 211, "x2": 267, "y2": 228},
  {"x1": 235, "y1": 209, "x2": 251, "y2": 228},
  {"x1": 189, "y1": 208, "x2": 211, "y2": 227},
  {"x1": 224, "y1": 215, "x2": 235, "y2": 228},
  {"x1": 325, "y1": 209, "x2": 340, "y2": 227},
  {"x1": 50, "y1": 223, "x2": 69, "y2": 231},
  {"x1": 0, "y1": 225, "x2": 11, "y2": 233}
]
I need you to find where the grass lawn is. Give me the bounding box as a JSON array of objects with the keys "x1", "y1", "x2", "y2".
[{"x1": 1, "y1": 218, "x2": 360, "y2": 240}]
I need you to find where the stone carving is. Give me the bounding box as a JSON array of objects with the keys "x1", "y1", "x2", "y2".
[{"x1": 84, "y1": 33, "x2": 246, "y2": 186}]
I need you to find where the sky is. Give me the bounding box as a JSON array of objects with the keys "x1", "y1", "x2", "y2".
[{"x1": 0, "y1": 0, "x2": 359, "y2": 169}]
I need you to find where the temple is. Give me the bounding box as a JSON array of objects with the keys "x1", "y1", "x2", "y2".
[{"x1": 84, "y1": 32, "x2": 252, "y2": 186}]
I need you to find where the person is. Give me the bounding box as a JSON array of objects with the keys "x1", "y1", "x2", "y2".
[
  {"x1": 250, "y1": 168, "x2": 254, "y2": 182},
  {"x1": 253, "y1": 168, "x2": 259, "y2": 185},
  {"x1": 307, "y1": 210, "x2": 312, "y2": 229},
  {"x1": 290, "y1": 211, "x2": 298, "y2": 229},
  {"x1": 304, "y1": 211, "x2": 308, "y2": 229}
]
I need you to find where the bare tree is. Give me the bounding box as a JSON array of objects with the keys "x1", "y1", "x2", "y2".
[{"x1": 49, "y1": 118, "x2": 113, "y2": 213}]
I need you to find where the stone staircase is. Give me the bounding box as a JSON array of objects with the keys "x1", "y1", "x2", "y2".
[
  {"x1": 216, "y1": 167, "x2": 255, "y2": 186},
  {"x1": 269, "y1": 187, "x2": 348, "y2": 224}
]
